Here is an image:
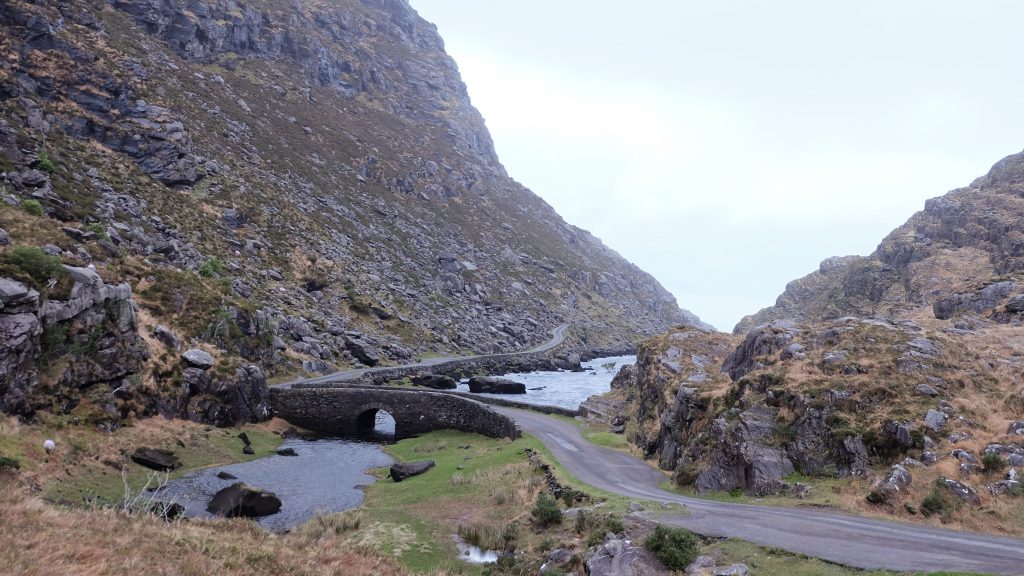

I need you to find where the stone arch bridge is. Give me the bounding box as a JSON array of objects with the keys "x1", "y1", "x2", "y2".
[{"x1": 270, "y1": 386, "x2": 521, "y2": 439}]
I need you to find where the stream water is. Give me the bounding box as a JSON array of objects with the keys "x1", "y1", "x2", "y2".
[
  {"x1": 160, "y1": 355, "x2": 634, "y2": 532},
  {"x1": 459, "y1": 354, "x2": 635, "y2": 409}
]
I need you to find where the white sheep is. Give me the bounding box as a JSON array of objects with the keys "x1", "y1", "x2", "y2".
[{"x1": 43, "y1": 439, "x2": 55, "y2": 455}]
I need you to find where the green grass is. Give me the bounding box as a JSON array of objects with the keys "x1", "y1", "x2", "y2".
[
  {"x1": 582, "y1": 431, "x2": 629, "y2": 449},
  {"x1": 705, "y1": 539, "x2": 995, "y2": 576},
  {"x1": 43, "y1": 425, "x2": 281, "y2": 506},
  {"x1": 354, "y1": 429, "x2": 661, "y2": 574},
  {"x1": 549, "y1": 414, "x2": 632, "y2": 451}
]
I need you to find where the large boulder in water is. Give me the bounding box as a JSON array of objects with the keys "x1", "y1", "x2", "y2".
[
  {"x1": 129, "y1": 447, "x2": 181, "y2": 471},
  {"x1": 467, "y1": 376, "x2": 526, "y2": 394},
  {"x1": 390, "y1": 460, "x2": 435, "y2": 482},
  {"x1": 411, "y1": 374, "x2": 457, "y2": 389},
  {"x1": 206, "y1": 482, "x2": 282, "y2": 517}
]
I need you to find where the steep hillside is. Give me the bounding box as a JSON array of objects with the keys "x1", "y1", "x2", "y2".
[
  {"x1": 735, "y1": 150, "x2": 1024, "y2": 333},
  {"x1": 0, "y1": 0, "x2": 702, "y2": 423}
]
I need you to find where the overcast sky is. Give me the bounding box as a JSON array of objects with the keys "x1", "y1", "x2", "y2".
[{"x1": 412, "y1": 1, "x2": 1024, "y2": 332}]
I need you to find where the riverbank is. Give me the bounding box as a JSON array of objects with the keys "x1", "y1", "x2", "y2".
[{"x1": 0, "y1": 410, "x2": 999, "y2": 575}]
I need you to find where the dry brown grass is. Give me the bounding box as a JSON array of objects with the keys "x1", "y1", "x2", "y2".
[{"x1": 0, "y1": 485, "x2": 413, "y2": 576}]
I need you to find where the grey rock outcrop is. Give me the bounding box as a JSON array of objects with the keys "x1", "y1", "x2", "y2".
[
  {"x1": 696, "y1": 405, "x2": 795, "y2": 495},
  {"x1": 0, "y1": 269, "x2": 148, "y2": 422},
  {"x1": 941, "y1": 478, "x2": 981, "y2": 506},
  {"x1": 867, "y1": 464, "x2": 912, "y2": 505},
  {"x1": 585, "y1": 533, "x2": 667, "y2": 576}
]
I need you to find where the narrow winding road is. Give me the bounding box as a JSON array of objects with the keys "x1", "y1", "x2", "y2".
[
  {"x1": 498, "y1": 407, "x2": 1024, "y2": 575},
  {"x1": 277, "y1": 324, "x2": 570, "y2": 388}
]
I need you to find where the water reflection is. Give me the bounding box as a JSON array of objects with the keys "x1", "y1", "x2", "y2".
[{"x1": 159, "y1": 436, "x2": 393, "y2": 533}]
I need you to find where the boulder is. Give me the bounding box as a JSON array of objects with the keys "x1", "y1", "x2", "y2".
[
  {"x1": 539, "y1": 548, "x2": 573, "y2": 574},
  {"x1": 867, "y1": 464, "x2": 912, "y2": 505},
  {"x1": 941, "y1": 478, "x2": 981, "y2": 505},
  {"x1": 924, "y1": 409, "x2": 948, "y2": 431},
  {"x1": 344, "y1": 336, "x2": 380, "y2": 367},
  {"x1": 130, "y1": 447, "x2": 181, "y2": 471},
  {"x1": 411, "y1": 374, "x2": 457, "y2": 389},
  {"x1": 276, "y1": 447, "x2": 298, "y2": 457},
  {"x1": 216, "y1": 471, "x2": 238, "y2": 480},
  {"x1": 181, "y1": 348, "x2": 215, "y2": 369},
  {"x1": 389, "y1": 460, "x2": 435, "y2": 482},
  {"x1": 467, "y1": 376, "x2": 526, "y2": 394},
  {"x1": 154, "y1": 324, "x2": 180, "y2": 350},
  {"x1": 206, "y1": 482, "x2": 282, "y2": 517},
  {"x1": 1008, "y1": 422, "x2": 1024, "y2": 436},
  {"x1": 585, "y1": 533, "x2": 665, "y2": 576}
]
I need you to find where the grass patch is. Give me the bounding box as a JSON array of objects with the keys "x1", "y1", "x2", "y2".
[
  {"x1": 705, "y1": 539, "x2": 994, "y2": 575},
  {"x1": 352, "y1": 429, "x2": 654, "y2": 574},
  {"x1": 42, "y1": 422, "x2": 281, "y2": 506}
]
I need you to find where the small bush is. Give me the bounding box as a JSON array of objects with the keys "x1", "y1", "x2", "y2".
[
  {"x1": 574, "y1": 509, "x2": 589, "y2": 534},
  {"x1": 21, "y1": 199, "x2": 44, "y2": 216},
  {"x1": 35, "y1": 151, "x2": 54, "y2": 173},
  {"x1": 531, "y1": 494, "x2": 562, "y2": 528},
  {"x1": 84, "y1": 222, "x2": 108, "y2": 239},
  {"x1": 2, "y1": 246, "x2": 64, "y2": 287},
  {"x1": 198, "y1": 257, "x2": 224, "y2": 278},
  {"x1": 921, "y1": 479, "x2": 958, "y2": 517},
  {"x1": 0, "y1": 455, "x2": 20, "y2": 471},
  {"x1": 644, "y1": 525, "x2": 699, "y2": 570},
  {"x1": 675, "y1": 461, "x2": 698, "y2": 486},
  {"x1": 982, "y1": 453, "x2": 1005, "y2": 475},
  {"x1": 603, "y1": 515, "x2": 624, "y2": 534}
]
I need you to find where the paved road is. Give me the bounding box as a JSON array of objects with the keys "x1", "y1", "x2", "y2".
[
  {"x1": 498, "y1": 407, "x2": 1024, "y2": 575},
  {"x1": 277, "y1": 323, "x2": 570, "y2": 388}
]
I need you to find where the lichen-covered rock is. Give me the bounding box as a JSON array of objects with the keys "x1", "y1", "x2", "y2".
[
  {"x1": 941, "y1": 478, "x2": 981, "y2": 505},
  {"x1": 867, "y1": 464, "x2": 912, "y2": 505}
]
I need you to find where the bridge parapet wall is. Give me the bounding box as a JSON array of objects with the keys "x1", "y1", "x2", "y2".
[{"x1": 270, "y1": 387, "x2": 520, "y2": 440}]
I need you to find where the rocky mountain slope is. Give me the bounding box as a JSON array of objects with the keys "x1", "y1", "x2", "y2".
[
  {"x1": 593, "y1": 152, "x2": 1024, "y2": 535},
  {"x1": 0, "y1": 0, "x2": 702, "y2": 425},
  {"x1": 735, "y1": 150, "x2": 1024, "y2": 333}
]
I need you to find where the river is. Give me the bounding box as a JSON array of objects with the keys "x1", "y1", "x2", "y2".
[{"x1": 160, "y1": 354, "x2": 634, "y2": 532}]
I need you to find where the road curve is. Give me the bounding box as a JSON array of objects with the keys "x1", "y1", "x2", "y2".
[
  {"x1": 276, "y1": 324, "x2": 570, "y2": 388},
  {"x1": 498, "y1": 407, "x2": 1024, "y2": 575}
]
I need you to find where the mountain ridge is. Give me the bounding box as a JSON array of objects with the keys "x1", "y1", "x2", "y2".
[{"x1": 0, "y1": 0, "x2": 703, "y2": 425}]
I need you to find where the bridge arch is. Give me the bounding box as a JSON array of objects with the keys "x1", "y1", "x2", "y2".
[{"x1": 353, "y1": 401, "x2": 397, "y2": 434}]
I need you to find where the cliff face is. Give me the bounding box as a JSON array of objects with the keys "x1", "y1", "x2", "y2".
[
  {"x1": 735, "y1": 150, "x2": 1024, "y2": 333},
  {"x1": 0, "y1": 0, "x2": 702, "y2": 422}
]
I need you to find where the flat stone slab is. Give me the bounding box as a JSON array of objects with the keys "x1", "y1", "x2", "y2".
[{"x1": 181, "y1": 348, "x2": 214, "y2": 369}]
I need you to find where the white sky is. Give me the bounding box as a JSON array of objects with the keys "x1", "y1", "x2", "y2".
[{"x1": 411, "y1": 0, "x2": 1024, "y2": 331}]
